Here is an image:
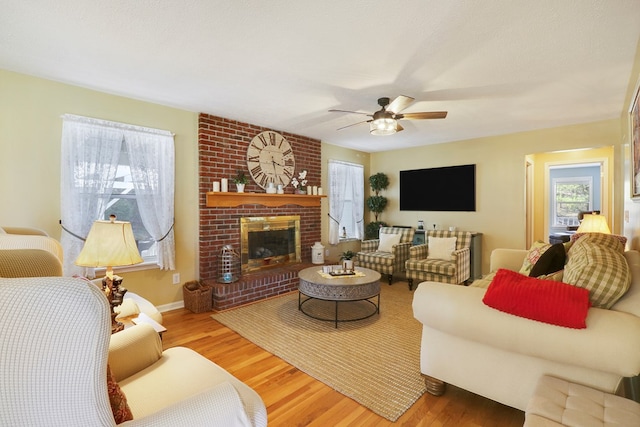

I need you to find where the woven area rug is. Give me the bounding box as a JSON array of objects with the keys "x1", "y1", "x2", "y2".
[{"x1": 210, "y1": 281, "x2": 425, "y2": 422}]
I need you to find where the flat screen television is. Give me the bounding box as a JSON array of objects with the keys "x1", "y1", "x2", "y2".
[{"x1": 400, "y1": 164, "x2": 476, "y2": 211}]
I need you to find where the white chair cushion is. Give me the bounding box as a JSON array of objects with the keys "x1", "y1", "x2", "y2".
[
  {"x1": 378, "y1": 232, "x2": 402, "y2": 253},
  {"x1": 428, "y1": 236, "x2": 457, "y2": 261}
]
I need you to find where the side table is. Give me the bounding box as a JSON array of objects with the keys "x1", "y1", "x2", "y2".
[{"x1": 118, "y1": 312, "x2": 167, "y2": 338}]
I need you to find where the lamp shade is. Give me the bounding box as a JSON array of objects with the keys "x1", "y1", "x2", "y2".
[
  {"x1": 75, "y1": 219, "x2": 143, "y2": 268},
  {"x1": 576, "y1": 214, "x2": 611, "y2": 234}
]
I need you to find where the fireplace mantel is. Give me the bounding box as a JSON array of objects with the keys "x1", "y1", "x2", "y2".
[{"x1": 206, "y1": 192, "x2": 326, "y2": 208}]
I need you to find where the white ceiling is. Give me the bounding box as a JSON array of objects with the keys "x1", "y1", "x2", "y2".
[{"x1": 2, "y1": 1, "x2": 639, "y2": 152}]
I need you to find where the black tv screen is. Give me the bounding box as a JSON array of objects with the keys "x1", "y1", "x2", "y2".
[{"x1": 400, "y1": 164, "x2": 476, "y2": 211}]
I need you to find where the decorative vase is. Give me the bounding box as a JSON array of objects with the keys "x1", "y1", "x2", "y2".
[
  {"x1": 296, "y1": 188, "x2": 306, "y2": 194},
  {"x1": 342, "y1": 259, "x2": 354, "y2": 271},
  {"x1": 236, "y1": 183, "x2": 245, "y2": 193}
]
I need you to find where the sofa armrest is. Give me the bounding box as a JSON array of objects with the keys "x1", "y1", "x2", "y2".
[
  {"x1": 409, "y1": 243, "x2": 428, "y2": 260},
  {"x1": 1, "y1": 226, "x2": 49, "y2": 236},
  {"x1": 489, "y1": 248, "x2": 527, "y2": 272},
  {"x1": 122, "y1": 382, "x2": 254, "y2": 427},
  {"x1": 109, "y1": 323, "x2": 163, "y2": 382},
  {"x1": 360, "y1": 239, "x2": 379, "y2": 252},
  {"x1": 412, "y1": 281, "x2": 640, "y2": 377}
]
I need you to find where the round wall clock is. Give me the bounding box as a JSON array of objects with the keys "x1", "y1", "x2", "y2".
[{"x1": 247, "y1": 131, "x2": 296, "y2": 189}]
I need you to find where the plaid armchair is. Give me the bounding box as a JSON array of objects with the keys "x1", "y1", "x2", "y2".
[
  {"x1": 357, "y1": 227, "x2": 415, "y2": 286},
  {"x1": 405, "y1": 230, "x2": 472, "y2": 290}
]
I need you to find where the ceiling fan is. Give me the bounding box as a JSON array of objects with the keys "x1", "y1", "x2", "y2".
[{"x1": 329, "y1": 95, "x2": 447, "y2": 135}]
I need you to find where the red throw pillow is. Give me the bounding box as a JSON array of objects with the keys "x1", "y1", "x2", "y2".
[{"x1": 483, "y1": 269, "x2": 590, "y2": 329}]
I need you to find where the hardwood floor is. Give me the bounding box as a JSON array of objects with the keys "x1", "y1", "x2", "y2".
[{"x1": 161, "y1": 307, "x2": 525, "y2": 426}]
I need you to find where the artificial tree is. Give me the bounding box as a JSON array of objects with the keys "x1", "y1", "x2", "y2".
[{"x1": 365, "y1": 172, "x2": 389, "y2": 239}]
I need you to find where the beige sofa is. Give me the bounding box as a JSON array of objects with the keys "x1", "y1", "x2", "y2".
[
  {"x1": 0, "y1": 226, "x2": 162, "y2": 324},
  {"x1": 110, "y1": 322, "x2": 267, "y2": 425},
  {"x1": 412, "y1": 247, "x2": 640, "y2": 411},
  {"x1": 1, "y1": 276, "x2": 266, "y2": 426}
]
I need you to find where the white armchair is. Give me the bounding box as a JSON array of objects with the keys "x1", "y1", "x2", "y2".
[{"x1": 0, "y1": 276, "x2": 266, "y2": 426}]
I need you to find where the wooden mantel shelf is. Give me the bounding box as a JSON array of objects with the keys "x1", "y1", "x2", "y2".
[{"x1": 206, "y1": 192, "x2": 326, "y2": 208}]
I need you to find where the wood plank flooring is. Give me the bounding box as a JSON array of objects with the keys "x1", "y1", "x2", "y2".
[{"x1": 161, "y1": 307, "x2": 525, "y2": 426}]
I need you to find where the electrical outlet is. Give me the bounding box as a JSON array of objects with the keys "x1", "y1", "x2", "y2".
[
  {"x1": 172, "y1": 273, "x2": 180, "y2": 285},
  {"x1": 325, "y1": 249, "x2": 330, "y2": 256}
]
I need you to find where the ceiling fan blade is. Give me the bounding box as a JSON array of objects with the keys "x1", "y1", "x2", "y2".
[
  {"x1": 399, "y1": 111, "x2": 448, "y2": 120},
  {"x1": 328, "y1": 109, "x2": 371, "y2": 116},
  {"x1": 386, "y1": 95, "x2": 415, "y2": 114},
  {"x1": 337, "y1": 119, "x2": 371, "y2": 131}
]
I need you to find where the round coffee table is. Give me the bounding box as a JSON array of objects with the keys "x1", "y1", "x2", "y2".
[{"x1": 298, "y1": 266, "x2": 381, "y2": 328}]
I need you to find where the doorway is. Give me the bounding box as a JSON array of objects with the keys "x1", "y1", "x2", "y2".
[{"x1": 526, "y1": 146, "x2": 613, "y2": 246}]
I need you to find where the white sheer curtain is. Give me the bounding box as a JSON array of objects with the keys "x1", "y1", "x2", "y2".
[
  {"x1": 60, "y1": 118, "x2": 122, "y2": 276},
  {"x1": 328, "y1": 160, "x2": 364, "y2": 244},
  {"x1": 126, "y1": 131, "x2": 176, "y2": 270},
  {"x1": 60, "y1": 114, "x2": 175, "y2": 275}
]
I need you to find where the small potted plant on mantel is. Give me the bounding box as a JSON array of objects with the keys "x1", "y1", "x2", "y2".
[
  {"x1": 340, "y1": 250, "x2": 356, "y2": 272},
  {"x1": 233, "y1": 170, "x2": 249, "y2": 193}
]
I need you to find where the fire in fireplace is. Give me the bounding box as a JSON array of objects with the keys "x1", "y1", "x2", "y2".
[{"x1": 240, "y1": 216, "x2": 301, "y2": 273}]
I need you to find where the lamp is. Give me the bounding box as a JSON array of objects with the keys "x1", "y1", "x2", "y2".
[
  {"x1": 75, "y1": 214, "x2": 143, "y2": 332},
  {"x1": 369, "y1": 117, "x2": 398, "y2": 135},
  {"x1": 576, "y1": 213, "x2": 611, "y2": 234}
]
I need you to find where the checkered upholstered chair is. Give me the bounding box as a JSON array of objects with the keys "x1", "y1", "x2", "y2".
[
  {"x1": 406, "y1": 230, "x2": 472, "y2": 290},
  {"x1": 357, "y1": 226, "x2": 415, "y2": 286}
]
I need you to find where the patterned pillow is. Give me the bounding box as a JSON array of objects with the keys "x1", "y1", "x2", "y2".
[
  {"x1": 564, "y1": 233, "x2": 631, "y2": 309},
  {"x1": 519, "y1": 241, "x2": 551, "y2": 275},
  {"x1": 107, "y1": 364, "x2": 133, "y2": 423}
]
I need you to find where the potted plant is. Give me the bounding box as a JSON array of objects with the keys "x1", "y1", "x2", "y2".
[
  {"x1": 365, "y1": 172, "x2": 389, "y2": 239},
  {"x1": 340, "y1": 250, "x2": 356, "y2": 271},
  {"x1": 232, "y1": 170, "x2": 249, "y2": 193}
]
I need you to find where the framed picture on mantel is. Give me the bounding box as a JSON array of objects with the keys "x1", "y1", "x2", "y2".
[{"x1": 631, "y1": 73, "x2": 640, "y2": 198}]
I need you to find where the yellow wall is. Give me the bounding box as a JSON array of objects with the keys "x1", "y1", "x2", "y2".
[
  {"x1": 369, "y1": 119, "x2": 621, "y2": 273},
  {"x1": 2, "y1": 36, "x2": 639, "y2": 305},
  {"x1": 0, "y1": 69, "x2": 199, "y2": 306},
  {"x1": 622, "y1": 37, "x2": 640, "y2": 249}
]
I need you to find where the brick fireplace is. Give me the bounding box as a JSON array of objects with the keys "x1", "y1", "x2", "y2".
[{"x1": 198, "y1": 113, "x2": 322, "y2": 310}]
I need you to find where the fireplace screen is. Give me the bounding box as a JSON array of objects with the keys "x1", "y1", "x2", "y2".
[{"x1": 240, "y1": 216, "x2": 301, "y2": 273}]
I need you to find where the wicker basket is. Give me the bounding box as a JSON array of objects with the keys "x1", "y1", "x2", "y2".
[{"x1": 182, "y1": 280, "x2": 212, "y2": 313}]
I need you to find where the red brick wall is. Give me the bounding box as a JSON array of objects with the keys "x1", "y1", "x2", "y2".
[{"x1": 198, "y1": 113, "x2": 322, "y2": 308}]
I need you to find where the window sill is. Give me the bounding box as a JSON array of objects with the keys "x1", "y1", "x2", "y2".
[
  {"x1": 94, "y1": 261, "x2": 159, "y2": 276},
  {"x1": 339, "y1": 237, "x2": 360, "y2": 243}
]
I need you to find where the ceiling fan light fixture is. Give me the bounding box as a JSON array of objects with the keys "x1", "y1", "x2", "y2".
[{"x1": 370, "y1": 118, "x2": 397, "y2": 136}]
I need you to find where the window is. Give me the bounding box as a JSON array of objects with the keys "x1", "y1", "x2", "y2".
[
  {"x1": 552, "y1": 177, "x2": 592, "y2": 227},
  {"x1": 328, "y1": 160, "x2": 364, "y2": 244},
  {"x1": 60, "y1": 114, "x2": 175, "y2": 277},
  {"x1": 106, "y1": 145, "x2": 157, "y2": 262}
]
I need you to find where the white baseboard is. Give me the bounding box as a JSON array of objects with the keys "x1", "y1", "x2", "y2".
[{"x1": 157, "y1": 300, "x2": 184, "y2": 313}]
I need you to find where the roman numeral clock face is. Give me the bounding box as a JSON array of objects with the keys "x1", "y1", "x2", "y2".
[{"x1": 247, "y1": 131, "x2": 296, "y2": 189}]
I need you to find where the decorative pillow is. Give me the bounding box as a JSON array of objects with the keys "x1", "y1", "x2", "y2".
[
  {"x1": 564, "y1": 233, "x2": 631, "y2": 309},
  {"x1": 570, "y1": 232, "x2": 627, "y2": 247},
  {"x1": 538, "y1": 270, "x2": 564, "y2": 282},
  {"x1": 483, "y1": 269, "x2": 590, "y2": 329},
  {"x1": 427, "y1": 236, "x2": 457, "y2": 261},
  {"x1": 107, "y1": 364, "x2": 133, "y2": 424},
  {"x1": 114, "y1": 298, "x2": 140, "y2": 319},
  {"x1": 377, "y1": 232, "x2": 402, "y2": 253},
  {"x1": 529, "y1": 243, "x2": 566, "y2": 277},
  {"x1": 519, "y1": 241, "x2": 551, "y2": 275}
]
